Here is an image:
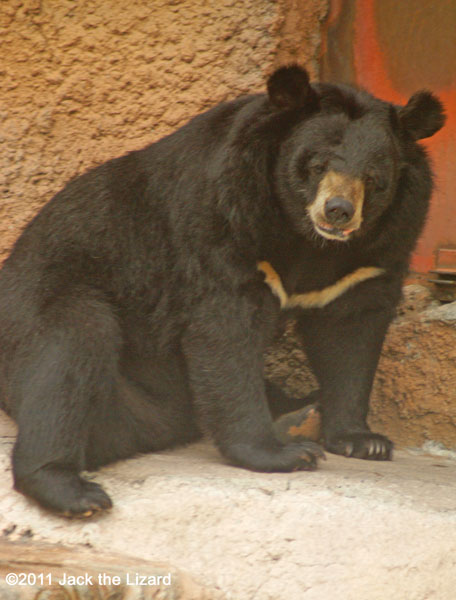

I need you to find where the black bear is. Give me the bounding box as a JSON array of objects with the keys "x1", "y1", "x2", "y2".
[{"x1": 0, "y1": 65, "x2": 445, "y2": 516}]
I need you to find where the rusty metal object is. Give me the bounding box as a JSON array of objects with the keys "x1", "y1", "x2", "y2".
[{"x1": 429, "y1": 248, "x2": 456, "y2": 302}]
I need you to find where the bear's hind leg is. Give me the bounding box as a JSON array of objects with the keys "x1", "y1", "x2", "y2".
[
  {"x1": 86, "y1": 351, "x2": 202, "y2": 470},
  {"x1": 11, "y1": 288, "x2": 122, "y2": 516}
]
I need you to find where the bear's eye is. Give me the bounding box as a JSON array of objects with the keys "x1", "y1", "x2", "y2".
[
  {"x1": 310, "y1": 163, "x2": 326, "y2": 175},
  {"x1": 296, "y1": 155, "x2": 326, "y2": 179},
  {"x1": 365, "y1": 174, "x2": 386, "y2": 191}
]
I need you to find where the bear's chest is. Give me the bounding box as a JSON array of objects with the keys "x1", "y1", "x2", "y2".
[
  {"x1": 266, "y1": 246, "x2": 361, "y2": 296},
  {"x1": 257, "y1": 244, "x2": 383, "y2": 311}
]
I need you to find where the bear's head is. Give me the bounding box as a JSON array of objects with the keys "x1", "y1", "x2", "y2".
[{"x1": 269, "y1": 65, "x2": 446, "y2": 243}]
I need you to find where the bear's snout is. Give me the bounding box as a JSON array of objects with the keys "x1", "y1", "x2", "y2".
[
  {"x1": 307, "y1": 170, "x2": 365, "y2": 241},
  {"x1": 324, "y1": 196, "x2": 355, "y2": 225}
]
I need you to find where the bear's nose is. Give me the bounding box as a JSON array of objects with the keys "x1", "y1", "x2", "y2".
[{"x1": 324, "y1": 196, "x2": 355, "y2": 225}]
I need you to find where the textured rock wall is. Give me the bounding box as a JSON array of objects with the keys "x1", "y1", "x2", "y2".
[
  {"x1": 370, "y1": 295, "x2": 456, "y2": 448},
  {"x1": 0, "y1": 0, "x2": 328, "y2": 261}
]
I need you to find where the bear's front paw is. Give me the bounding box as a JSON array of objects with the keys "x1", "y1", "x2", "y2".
[
  {"x1": 324, "y1": 432, "x2": 393, "y2": 460},
  {"x1": 223, "y1": 439, "x2": 325, "y2": 473}
]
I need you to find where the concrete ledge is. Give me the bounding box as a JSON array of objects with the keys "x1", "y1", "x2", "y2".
[{"x1": 1, "y1": 412, "x2": 456, "y2": 599}]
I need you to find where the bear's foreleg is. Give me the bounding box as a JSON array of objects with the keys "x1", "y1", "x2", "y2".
[
  {"x1": 182, "y1": 294, "x2": 324, "y2": 472},
  {"x1": 296, "y1": 305, "x2": 394, "y2": 460}
]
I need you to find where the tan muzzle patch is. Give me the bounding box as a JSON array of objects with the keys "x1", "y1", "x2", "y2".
[{"x1": 308, "y1": 170, "x2": 364, "y2": 241}]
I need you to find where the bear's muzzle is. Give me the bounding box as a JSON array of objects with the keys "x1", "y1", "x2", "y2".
[{"x1": 308, "y1": 171, "x2": 364, "y2": 241}]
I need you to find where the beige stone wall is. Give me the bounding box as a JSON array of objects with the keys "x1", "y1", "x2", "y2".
[{"x1": 0, "y1": 0, "x2": 328, "y2": 261}]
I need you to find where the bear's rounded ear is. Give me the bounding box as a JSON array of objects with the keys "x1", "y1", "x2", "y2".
[
  {"x1": 267, "y1": 64, "x2": 317, "y2": 110},
  {"x1": 398, "y1": 91, "x2": 446, "y2": 140}
]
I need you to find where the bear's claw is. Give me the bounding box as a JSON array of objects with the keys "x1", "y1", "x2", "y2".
[{"x1": 325, "y1": 432, "x2": 393, "y2": 461}]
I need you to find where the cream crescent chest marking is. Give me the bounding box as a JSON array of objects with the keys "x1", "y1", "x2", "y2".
[{"x1": 257, "y1": 261, "x2": 385, "y2": 310}]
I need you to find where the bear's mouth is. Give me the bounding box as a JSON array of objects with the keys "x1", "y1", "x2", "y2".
[{"x1": 315, "y1": 221, "x2": 356, "y2": 241}]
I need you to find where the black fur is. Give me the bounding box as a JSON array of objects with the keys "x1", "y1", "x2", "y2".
[{"x1": 0, "y1": 66, "x2": 445, "y2": 514}]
